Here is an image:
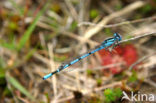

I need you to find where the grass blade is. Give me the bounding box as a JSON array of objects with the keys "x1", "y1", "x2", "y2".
[
  {"x1": 17, "y1": 2, "x2": 49, "y2": 51},
  {"x1": 7, "y1": 76, "x2": 35, "y2": 100},
  {"x1": 0, "y1": 41, "x2": 16, "y2": 50}
]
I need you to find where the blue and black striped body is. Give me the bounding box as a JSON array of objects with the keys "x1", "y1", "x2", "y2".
[{"x1": 43, "y1": 33, "x2": 122, "y2": 80}]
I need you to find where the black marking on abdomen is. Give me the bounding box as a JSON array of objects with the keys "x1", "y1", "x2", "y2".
[{"x1": 88, "y1": 52, "x2": 92, "y2": 54}]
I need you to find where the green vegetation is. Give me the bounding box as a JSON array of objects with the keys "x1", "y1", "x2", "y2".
[
  {"x1": 90, "y1": 9, "x2": 99, "y2": 19},
  {"x1": 0, "y1": 0, "x2": 155, "y2": 102},
  {"x1": 128, "y1": 70, "x2": 138, "y2": 82},
  {"x1": 104, "y1": 88, "x2": 122, "y2": 103},
  {"x1": 7, "y1": 76, "x2": 35, "y2": 100}
]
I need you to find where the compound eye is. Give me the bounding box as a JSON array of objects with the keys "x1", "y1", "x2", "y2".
[
  {"x1": 116, "y1": 33, "x2": 121, "y2": 39},
  {"x1": 116, "y1": 37, "x2": 119, "y2": 40},
  {"x1": 114, "y1": 33, "x2": 117, "y2": 37}
]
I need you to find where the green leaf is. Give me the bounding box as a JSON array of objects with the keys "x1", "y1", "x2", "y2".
[
  {"x1": 0, "y1": 69, "x2": 5, "y2": 79},
  {"x1": 0, "y1": 41, "x2": 16, "y2": 50},
  {"x1": 141, "y1": 4, "x2": 152, "y2": 14},
  {"x1": 128, "y1": 70, "x2": 138, "y2": 82},
  {"x1": 7, "y1": 76, "x2": 35, "y2": 100},
  {"x1": 96, "y1": 78, "x2": 102, "y2": 85},
  {"x1": 90, "y1": 9, "x2": 99, "y2": 19},
  {"x1": 9, "y1": 21, "x2": 18, "y2": 30},
  {"x1": 113, "y1": 88, "x2": 122, "y2": 98},
  {"x1": 86, "y1": 69, "x2": 92, "y2": 75},
  {"x1": 70, "y1": 21, "x2": 77, "y2": 31},
  {"x1": 104, "y1": 89, "x2": 115, "y2": 103},
  {"x1": 17, "y1": 2, "x2": 49, "y2": 51},
  {"x1": 104, "y1": 88, "x2": 122, "y2": 103}
]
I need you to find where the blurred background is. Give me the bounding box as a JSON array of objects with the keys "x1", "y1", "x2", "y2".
[{"x1": 0, "y1": 0, "x2": 156, "y2": 103}]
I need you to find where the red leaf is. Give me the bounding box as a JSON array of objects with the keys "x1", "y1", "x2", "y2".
[
  {"x1": 114, "y1": 46, "x2": 123, "y2": 55},
  {"x1": 123, "y1": 44, "x2": 138, "y2": 66},
  {"x1": 98, "y1": 44, "x2": 138, "y2": 75}
]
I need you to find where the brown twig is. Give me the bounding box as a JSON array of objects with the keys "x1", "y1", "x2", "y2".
[
  {"x1": 129, "y1": 53, "x2": 156, "y2": 71},
  {"x1": 78, "y1": 16, "x2": 156, "y2": 28},
  {"x1": 48, "y1": 43, "x2": 57, "y2": 98},
  {"x1": 83, "y1": 1, "x2": 145, "y2": 40}
]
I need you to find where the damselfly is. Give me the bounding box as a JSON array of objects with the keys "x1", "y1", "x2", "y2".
[{"x1": 43, "y1": 33, "x2": 122, "y2": 80}]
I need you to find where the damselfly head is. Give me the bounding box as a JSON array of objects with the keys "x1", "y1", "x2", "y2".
[{"x1": 114, "y1": 33, "x2": 122, "y2": 41}]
